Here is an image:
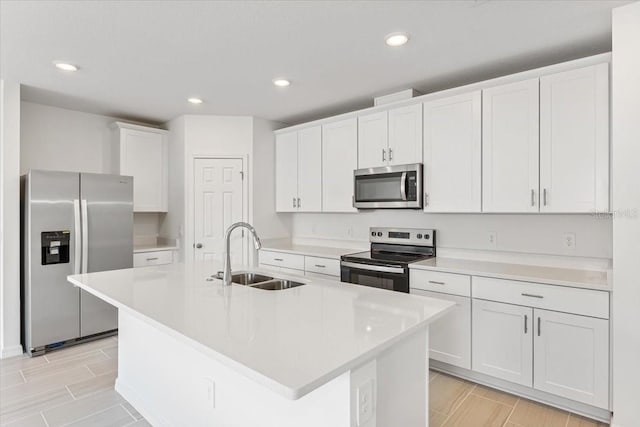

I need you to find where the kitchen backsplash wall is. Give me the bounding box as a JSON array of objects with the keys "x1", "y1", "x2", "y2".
[{"x1": 291, "y1": 211, "x2": 612, "y2": 260}]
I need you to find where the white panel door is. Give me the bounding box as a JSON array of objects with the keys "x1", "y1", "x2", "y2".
[
  {"x1": 423, "y1": 91, "x2": 481, "y2": 212},
  {"x1": 358, "y1": 111, "x2": 388, "y2": 169},
  {"x1": 120, "y1": 129, "x2": 167, "y2": 212},
  {"x1": 193, "y1": 158, "x2": 244, "y2": 265},
  {"x1": 322, "y1": 118, "x2": 358, "y2": 212},
  {"x1": 297, "y1": 126, "x2": 322, "y2": 212},
  {"x1": 412, "y1": 290, "x2": 471, "y2": 369},
  {"x1": 533, "y1": 309, "x2": 609, "y2": 409},
  {"x1": 388, "y1": 103, "x2": 422, "y2": 166},
  {"x1": 540, "y1": 63, "x2": 609, "y2": 213},
  {"x1": 275, "y1": 131, "x2": 299, "y2": 212},
  {"x1": 483, "y1": 79, "x2": 540, "y2": 212},
  {"x1": 472, "y1": 299, "x2": 533, "y2": 387}
]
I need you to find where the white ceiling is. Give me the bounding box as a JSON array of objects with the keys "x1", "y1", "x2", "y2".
[{"x1": 0, "y1": 0, "x2": 628, "y2": 126}]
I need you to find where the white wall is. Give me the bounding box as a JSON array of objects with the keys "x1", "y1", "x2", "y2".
[
  {"x1": 20, "y1": 102, "x2": 163, "y2": 238},
  {"x1": 0, "y1": 81, "x2": 23, "y2": 358},
  {"x1": 292, "y1": 211, "x2": 612, "y2": 265},
  {"x1": 611, "y1": 3, "x2": 640, "y2": 426}
]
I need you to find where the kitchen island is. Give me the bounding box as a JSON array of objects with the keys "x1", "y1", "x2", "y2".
[{"x1": 68, "y1": 262, "x2": 453, "y2": 427}]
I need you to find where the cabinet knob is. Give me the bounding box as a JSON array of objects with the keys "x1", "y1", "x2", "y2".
[{"x1": 195, "y1": 243, "x2": 203, "y2": 249}]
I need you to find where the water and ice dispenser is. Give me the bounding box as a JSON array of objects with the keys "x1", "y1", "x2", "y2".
[{"x1": 41, "y1": 231, "x2": 70, "y2": 265}]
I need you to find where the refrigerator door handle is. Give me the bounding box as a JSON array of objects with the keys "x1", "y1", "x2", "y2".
[
  {"x1": 73, "y1": 199, "x2": 82, "y2": 275},
  {"x1": 81, "y1": 199, "x2": 89, "y2": 273}
]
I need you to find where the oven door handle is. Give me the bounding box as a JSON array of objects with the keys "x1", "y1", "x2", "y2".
[
  {"x1": 341, "y1": 261, "x2": 405, "y2": 274},
  {"x1": 400, "y1": 172, "x2": 407, "y2": 201}
]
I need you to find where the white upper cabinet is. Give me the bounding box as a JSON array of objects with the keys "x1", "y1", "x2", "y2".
[
  {"x1": 275, "y1": 131, "x2": 299, "y2": 212},
  {"x1": 388, "y1": 103, "x2": 423, "y2": 166},
  {"x1": 322, "y1": 118, "x2": 358, "y2": 212},
  {"x1": 482, "y1": 79, "x2": 540, "y2": 212},
  {"x1": 275, "y1": 127, "x2": 323, "y2": 212},
  {"x1": 112, "y1": 122, "x2": 168, "y2": 212},
  {"x1": 540, "y1": 63, "x2": 610, "y2": 213},
  {"x1": 533, "y1": 308, "x2": 609, "y2": 409},
  {"x1": 297, "y1": 126, "x2": 322, "y2": 212},
  {"x1": 423, "y1": 91, "x2": 481, "y2": 212},
  {"x1": 358, "y1": 111, "x2": 388, "y2": 169}
]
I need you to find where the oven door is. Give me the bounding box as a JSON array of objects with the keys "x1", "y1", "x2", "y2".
[
  {"x1": 353, "y1": 163, "x2": 422, "y2": 209},
  {"x1": 340, "y1": 261, "x2": 409, "y2": 293}
]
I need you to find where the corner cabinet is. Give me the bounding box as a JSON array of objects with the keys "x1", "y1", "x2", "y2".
[
  {"x1": 423, "y1": 91, "x2": 482, "y2": 212},
  {"x1": 358, "y1": 104, "x2": 422, "y2": 169},
  {"x1": 111, "y1": 122, "x2": 168, "y2": 212},
  {"x1": 275, "y1": 127, "x2": 322, "y2": 212}
]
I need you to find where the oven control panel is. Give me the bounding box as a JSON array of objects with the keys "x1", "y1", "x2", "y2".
[{"x1": 369, "y1": 227, "x2": 435, "y2": 246}]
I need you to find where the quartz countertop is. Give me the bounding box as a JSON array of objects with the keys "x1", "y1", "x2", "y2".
[
  {"x1": 410, "y1": 257, "x2": 611, "y2": 291},
  {"x1": 68, "y1": 262, "x2": 453, "y2": 399},
  {"x1": 133, "y1": 244, "x2": 178, "y2": 253},
  {"x1": 260, "y1": 241, "x2": 362, "y2": 259}
]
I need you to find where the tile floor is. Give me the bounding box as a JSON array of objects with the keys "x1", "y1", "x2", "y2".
[{"x1": 0, "y1": 337, "x2": 608, "y2": 427}]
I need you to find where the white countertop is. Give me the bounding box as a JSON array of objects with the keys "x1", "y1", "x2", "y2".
[
  {"x1": 410, "y1": 257, "x2": 611, "y2": 291},
  {"x1": 133, "y1": 244, "x2": 178, "y2": 253},
  {"x1": 68, "y1": 262, "x2": 453, "y2": 399},
  {"x1": 260, "y1": 241, "x2": 361, "y2": 259}
]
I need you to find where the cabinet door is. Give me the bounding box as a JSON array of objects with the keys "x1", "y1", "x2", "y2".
[
  {"x1": 322, "y1": 118, "x2": 358, "y2": 212},
  {"x1": 540, "y1": 63, "x2": 609, "y2": 213},
  {"x1": 297, "y1": 126, "x2": 322, "y2": 212},
  {"x1": 358, "y1": 111, "x2": 388, "y2": 168},
  {"x1": 483, "y1": 79, "x2": 540, "y2": 212},
  {"x1": 388, "y1": 103, "x2": 422, "y2": 165},
  {"x1": 412, "y1": 290, "x2": 471, "y2": 369},
  {"x1": 120, "y1": 129, "x2": 167, "y2": 212},
  {"x1": 533, "y1": 309, "x2": 609, "y2": 409},
  {"x1": 275, "y1": 131, "x2": 298, "y2": 212},
  {"x1": 472, "y1": 299, "x2": 533, "y2": 386},
  {"x1": 423, "y1": 91, "x2": 481, "y2": 212}
]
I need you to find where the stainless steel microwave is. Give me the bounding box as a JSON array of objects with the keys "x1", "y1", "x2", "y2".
[{"x1": 353, "y1": 163, "x2": 423, "y2": 209}]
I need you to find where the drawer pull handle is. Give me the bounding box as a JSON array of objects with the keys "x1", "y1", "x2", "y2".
[
  {"x1": 524, "y1": 314, "x2": 528, "y2": 334},
  {"x1": 315, "y1": 264, "x2": 326, "y2": 268},
  {"x1": 429, "y1": 281, "x2": 446, "y2": 285},
  {"x1": 521, "y1": 293, "x2": 544, "y2": 299},
  {"x1": 274, "y1": 258, "x2": 284, "y2": 262},
  {"x1": 146, "y1": 257, "x2": 159, "y2": 261}
]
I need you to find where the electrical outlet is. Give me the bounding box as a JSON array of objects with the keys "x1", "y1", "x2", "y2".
[
  {"x1": 357, "y1": 379, "x2": 374, "y2": 426},
  {"x1": 563, "y1": 232, "x2": 576, "y2": 250},
  {"x1": 487, "y1": 232, "x2": 497, "y2": 248},
  {"x1": 203, "y1": 378, "x2": 215, "y2": 409}
]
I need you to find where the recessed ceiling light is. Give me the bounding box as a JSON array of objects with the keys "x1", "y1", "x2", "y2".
[
  {"x1": 273, "y1": 78, "x2": 291, "y2": 87},
  {"x1": 188, "y1": 97, "x2": 203, "y2": 104},
  {"x1": 385, "y1": 32, "x2": 409, "y2": 47},
  {"x1": 53, "y1": 62, "x2": 78, "y2": 71}
]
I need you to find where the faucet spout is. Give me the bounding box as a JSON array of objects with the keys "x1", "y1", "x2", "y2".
[{"x1": 222, "y1": 222, "x2": 262, "y2": 286}]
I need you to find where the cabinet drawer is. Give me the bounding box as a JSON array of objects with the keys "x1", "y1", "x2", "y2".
[
  {"x1": 134, "y1": 250, "x2": 173, "y2": 267},
  {"x1": 259, "y1": 251, "x2": 305, "y2": 271},
  {"x1": 472, "y1": 276, "x2": 609, "y2": 319},
  {"x1": 410, "y1": 269, "x2": 471, "y2": 297},
  {"x1": 304, "y1": 256, "x2": 340, "y2": 276},
  {"x1": 305, "y1": 271, "x2": 340, "y2": 281}
]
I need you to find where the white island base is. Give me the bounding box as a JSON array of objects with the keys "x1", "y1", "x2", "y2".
[{"x1": 115, "y1": 310, "x2": 430, "y2": 427}]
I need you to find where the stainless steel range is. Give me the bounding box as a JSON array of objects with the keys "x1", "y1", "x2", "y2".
[{"x1": 340, "y1": 227, "x2": 436, "y2": 293}]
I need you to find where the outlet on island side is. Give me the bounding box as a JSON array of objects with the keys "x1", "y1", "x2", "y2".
[
  {"x1": 563, "y1": 232, "x2": 576, "y2": 250},
  {"x1": 487, "y1": 232, "x2": 497, "y2": 248}
]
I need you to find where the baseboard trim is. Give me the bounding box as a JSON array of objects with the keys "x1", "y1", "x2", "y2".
[
  {"x1": 1, "y1": 344, "x2": 24, "y2": 359},
  {"x1": 430, "y1": 360, "x2": 611, "y2": 423},
  {"x1": 115, "y1": 378, "x2": 171, "y2": 427}
]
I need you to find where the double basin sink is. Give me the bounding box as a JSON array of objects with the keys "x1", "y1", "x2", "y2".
[{"x1": 231, "y1": 272, "x2": 306, "y2": 291}]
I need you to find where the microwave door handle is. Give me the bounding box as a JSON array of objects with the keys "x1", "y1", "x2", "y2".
[{"x1": 400, "y1": 172, "x2": 408, "y2": 200}]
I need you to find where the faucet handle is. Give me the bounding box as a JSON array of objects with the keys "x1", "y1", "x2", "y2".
[{"x1": 214, "y1": 271, "x2": 224, "y2": 279}]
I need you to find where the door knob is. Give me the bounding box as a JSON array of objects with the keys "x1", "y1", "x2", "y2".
[{"x1": 195, "y1": 243, "x2": 203, "y2": 249}]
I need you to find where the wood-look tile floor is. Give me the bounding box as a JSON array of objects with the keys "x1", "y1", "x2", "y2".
[{"x1": 0, "y1": 337, "x2": 608, "y2": 427}]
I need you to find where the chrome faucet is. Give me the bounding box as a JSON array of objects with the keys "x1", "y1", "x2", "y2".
[{"x1": 222, "y1": 222, "x2": 262, "y2": 286}]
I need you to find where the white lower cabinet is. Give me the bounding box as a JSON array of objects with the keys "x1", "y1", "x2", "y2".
[
  {"x1": 533, "y1": 308, "x2": 609, "y2": 408},
  {"x1": 259, "y1": 250, "x2": 340, "y2": 280},
  {"x1": 472, "y1": 299, "x2": 533, "y2": 387},
  {"x1": 133, "y1": 250, "x2": 174, "y2": 268},
  {"x1": 412, "y1": 289, "x2": 471, "y2": 369}
]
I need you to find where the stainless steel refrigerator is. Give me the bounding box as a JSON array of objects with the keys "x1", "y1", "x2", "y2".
[{"x1": 21, "y1": 170, "x2": 133, "y2": 356}]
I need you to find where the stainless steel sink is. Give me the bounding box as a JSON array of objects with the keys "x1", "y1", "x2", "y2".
[
  {"x1": 250, "y1": 279, "x2": 306, "y2": 291},
  {"x1": 231, "y1": 273, "x2": 273, "y2": 286}
]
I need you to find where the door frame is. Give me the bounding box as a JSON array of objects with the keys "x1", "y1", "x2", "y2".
[{"x1": 187, "y1": 154, "x2": 250, "y2": 264}]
